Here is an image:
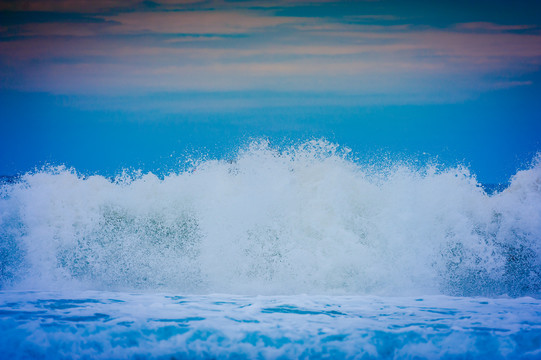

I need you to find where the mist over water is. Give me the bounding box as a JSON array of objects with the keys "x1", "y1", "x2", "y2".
[{"x1": 1, "y1": 140, "x2": 540, "y2": 296}]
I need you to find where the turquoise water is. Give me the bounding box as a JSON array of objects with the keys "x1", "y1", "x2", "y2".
[{"x1": 1, "y1": 292, "x2": 540, "y2": 359}]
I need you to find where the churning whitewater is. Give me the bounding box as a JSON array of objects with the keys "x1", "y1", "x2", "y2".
[{"x1": 1, "y1": 140, "x2": 540, "y2": 296}]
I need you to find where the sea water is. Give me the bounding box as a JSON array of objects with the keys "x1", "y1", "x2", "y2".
[
  {"x1": 1, "y1": 292, "x2": 540, "y2": 359},
  {"x1": 1, "y1": 140, "x2": 540, "y2": 358}
]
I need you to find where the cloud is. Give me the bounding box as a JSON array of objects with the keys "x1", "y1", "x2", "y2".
[
  {"x1": 344, "y1": 15, "x2": 401, "y2": 22},
  {"x1": 3, "y1": 9, "x2": 307, "y2": 37},
  {"x1": 1, "y1": 4, "x2": 540, "y2": 105},
  {"x1": 493, "y1": 80, "x2": 533, "y2": 89},
  {"x1": 4, "y1": 18, "x2": 541, "y2": 66},
  {"x1": 9, "y1": 56, "x2": 479, "y2": 108},
  {"x1": 454, "y1": 22, "x2": 537, "y2": 32},
  {"x1": 100, "y1": 10, "x2": 306, "y2": 35},
  {"x1": 0, "y1": 52, "x2": 456, "y2": 97},
  {"x1": 301, "y1": 24, "x2": 541, "y2": 65},
  {"x1": 408, "y1": 31, "x2": 541, "y2": 62},
  {"x1": 14, "y1": 21, "x2": 115, "y2": 37},
  {"x1": 0, "y1": 0, "x2": 340, "y2": 14},
  {"x1": 0, "y1": 0, "x2": 142, "y2": 13},
  {"x1": 3, "y1": 22, "x2": 540, "y2": 98}
]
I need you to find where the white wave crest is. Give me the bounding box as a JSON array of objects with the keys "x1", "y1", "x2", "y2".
[{"x1": 1, "y1": 141, "x2": 540, "y2": 296}]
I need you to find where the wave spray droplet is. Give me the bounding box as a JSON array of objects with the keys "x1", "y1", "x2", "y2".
[{"x1": 1, "y1": 140, "x2": 540, "y2": 296}]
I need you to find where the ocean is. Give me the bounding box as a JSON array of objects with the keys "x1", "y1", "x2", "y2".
[{"x1": 1, "y1": 140, "x2": 540, "y2": 359}]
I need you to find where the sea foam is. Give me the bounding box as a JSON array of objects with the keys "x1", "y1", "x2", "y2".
[{"x1": 1, "y1": 140, "x2": 540, "y2": 296}]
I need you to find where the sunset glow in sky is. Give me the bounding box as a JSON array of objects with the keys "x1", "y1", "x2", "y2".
[{"x1": 1, "y1": 0, "x2": 540, "y2": 182}]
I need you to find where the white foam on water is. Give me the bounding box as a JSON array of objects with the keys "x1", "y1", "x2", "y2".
[
  {"x1": 0, "y1": 291, "x2": 540, "y2": 359},
  {"x1": 1, "y1": 140, "x2": 540, "y2": 296}
]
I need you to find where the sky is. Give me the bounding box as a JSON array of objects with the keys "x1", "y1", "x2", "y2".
[{"x1": 1, "y1": 0, "x2": 540, "y2": 183}]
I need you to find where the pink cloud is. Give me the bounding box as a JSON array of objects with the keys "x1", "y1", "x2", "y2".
[
  {"x1": 0, "y1": 0, "x2": 357, "y2": 13},
  {"x1": 101, "y1": 11, "x2": 306, "y2": 35},
  {"x1": 2, "y1": 8, "x2": 540, "y2": 104},
  {"x1": 409, "y1": 31, "x2": 541, "y2": 61},
  {"x1": 9, "y1": 55, "x2": 446, "y2": 95},
  {"x1": 304, "y1": 25, "x2": 541, "y2": 65},
  {"x1": 493, "y1": 80, "x2": 533, "y2": 89},
  {"x1": 7, "y1": 9, "x2": 311, "y2": 38}
]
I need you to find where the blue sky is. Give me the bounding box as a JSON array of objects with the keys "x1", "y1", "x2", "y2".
[{"x1": 1, "y1": 0, "x2": 540, "y2": 182}]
